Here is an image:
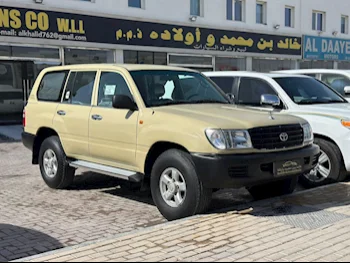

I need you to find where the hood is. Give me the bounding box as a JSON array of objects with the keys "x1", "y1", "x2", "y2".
[
  {"x1": 291, "y1": 103, "x2": 350, "y2": 120},
  {"x1": 152, "y1": 104, "x2": 306, "y2": 129}
]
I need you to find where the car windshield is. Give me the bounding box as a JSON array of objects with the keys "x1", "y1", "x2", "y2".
[
  {"x1": 129, "y1": 70, "x2": 230, "y2": 107},
  {"x1": 273, "y1": 77, "x2": 347, "y2": 105}
]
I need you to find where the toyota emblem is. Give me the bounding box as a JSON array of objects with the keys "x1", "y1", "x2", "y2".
[{"x1": 279, "y1": 132, "x2": 289, "y2": 142}]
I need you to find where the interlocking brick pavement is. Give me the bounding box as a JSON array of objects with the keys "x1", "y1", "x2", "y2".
[
  {"x1": 16, "y1": 181, "x2": 350, "y2": 263},
  {"x1": 0, "y1": 140, "x2": 252, "y2": 262}
]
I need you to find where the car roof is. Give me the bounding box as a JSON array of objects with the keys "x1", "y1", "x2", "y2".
[
  {"x1": 41, "y1": 63, "x2": 198, "y2": 73},
  {"x1": 272, "y1": 69, "x2": 350, "y2": 74},
  {"x1": 203, "y1": 71, "x2": 311, "y2": 79}
]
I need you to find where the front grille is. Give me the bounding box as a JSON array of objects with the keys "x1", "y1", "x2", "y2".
[
  {"x1": 249, "y1": 124, "x2": 304, "y2": 150},
  {"x1": 228, "y1": 166, "x2": 248, "y2": 178}
]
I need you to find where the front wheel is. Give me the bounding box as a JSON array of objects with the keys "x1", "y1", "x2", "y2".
[
  {"x1": 151, "y1": 149, "x2": 212, "y2": 221},
  {"x1": 247, "y1": 176, "x2": 298, "y2": 200},
  {"x1": 300, "y1": 138, "x2": 347, "y2": 189}
]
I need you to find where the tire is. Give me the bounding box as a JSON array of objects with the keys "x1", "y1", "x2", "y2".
[
  {"x1": 299, "y1": 138, "x2": 347, "y2": 189},
  {"x1": 247, "y1": 176, "x2": 298, "y2": 200},
  {"x1": 150, "y1": 149, "x2": 212, "y2": 221},
  {"x1": 39, "y1": 136, "x2": 75, "y2": 189}
]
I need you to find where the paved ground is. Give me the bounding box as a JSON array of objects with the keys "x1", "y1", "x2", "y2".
[
  {"x1": 0, "y1": 140, "x2": 253, "y2": 262},
  {"x1": 17, "y1": 182, "x2": 350, "y2": 262}
]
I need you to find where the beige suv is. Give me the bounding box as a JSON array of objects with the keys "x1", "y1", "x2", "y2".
[{"x1": 22, "y1": 64, "x2": 320, "y2": 221}]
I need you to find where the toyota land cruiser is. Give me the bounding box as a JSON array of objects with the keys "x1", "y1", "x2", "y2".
[{"x1": 22, "y1": 64, "x2": 320, "y2": 221}]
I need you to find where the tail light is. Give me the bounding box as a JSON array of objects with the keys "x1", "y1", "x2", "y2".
[{"x1": 23, "y1": 108, "x2": 26, "y2": 127}]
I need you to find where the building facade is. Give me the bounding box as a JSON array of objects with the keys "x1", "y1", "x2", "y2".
[{"x1": 0, "y1": 0, "x2": 349, "y2": 123}]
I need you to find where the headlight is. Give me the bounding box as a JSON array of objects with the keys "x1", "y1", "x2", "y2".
[
  {"x1": 302, "y1": 123, "x2": 313, "y2": 145},
  {"x1": 205, "y1": 129, "x2": 227, "y2": 150},
  {"x1": 205, "y1": 129, "x2": 252, "y2": 150}
]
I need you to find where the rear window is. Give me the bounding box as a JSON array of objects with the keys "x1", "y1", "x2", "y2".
[
  {"x1": 209, "y1": 76, "x2": 235, "y2": 94},
  {"x1": 37, "y1": 71, "x2": 69, "y2": 102}
]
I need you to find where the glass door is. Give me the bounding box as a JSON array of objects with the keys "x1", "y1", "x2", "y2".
[{"x1": 0, "y1": 61, "x2": 29, "y2": 123}]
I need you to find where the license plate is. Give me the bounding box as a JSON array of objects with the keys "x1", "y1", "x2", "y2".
[{"x1": 274, "y1": 159, "x2": 303, "y2": 177}]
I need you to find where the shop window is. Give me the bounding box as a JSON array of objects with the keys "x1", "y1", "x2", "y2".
[
  {"x1": 215, "y1": 57, "x2": 246, "y2": 71},
  {"x1": 124, "y1": 51, "x2": 167, "y2": 65},
  {"x1": 252, "y1": 58, "x2": 295, "y2": 73},
  {"x1": 12, "y1": 46, "x2": 60, "y2": 59},
  {"x1": 168, "y1": 54, "x2": 213, "y2": 66},
  {"x1": 0, "y1": 45, "x2": 59, "y2": 59},
  {"x1": 64, "y1": 48, "x2": 115, "y2": 65},
  {"x1": 0, "y1": 46, "x2": 11, "y2": 57},
  {"x1": 300, "y1": 61, "x2": 334, "y2": 69},
  {"x1": 338, "y1": 62, "x2": 350, "y2": 69}
]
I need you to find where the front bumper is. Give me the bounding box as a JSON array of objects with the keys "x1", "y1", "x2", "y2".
[{"x1": 191, "y1": 144, "x2": 320, "y2": 189}]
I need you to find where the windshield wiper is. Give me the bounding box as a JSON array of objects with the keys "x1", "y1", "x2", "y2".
[{"x1": 191, "y1": 99, "x2": 229, "y2": 104}]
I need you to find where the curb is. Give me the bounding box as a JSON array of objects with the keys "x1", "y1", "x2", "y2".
[{"x1": 13, "y1": 213, "x2": 203, "y2": 262}]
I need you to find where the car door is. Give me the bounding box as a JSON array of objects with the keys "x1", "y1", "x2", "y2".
[
  {"x1": 53, "y1": 70, "x2": 97, "y2": 159},
  {"x1": 88, "y1": 70, "x2": 139, "y2": 170},
  {"x1": 320, "y1": 73, "x2": 350, "y2": 99},
  {"x1": 236, "y1": 77, "x2": 285, "y2": 110}
]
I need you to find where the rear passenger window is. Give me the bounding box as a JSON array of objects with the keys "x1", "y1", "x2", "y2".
[
  {"x1": 64, "y1": 71, "x2": 97, "y2": 105},
  {"x1": 209, "y1": 77, "x2": 235, "y2": 94},
  {"x1": 37, "y1": 71, "x2": 68, "y2": 102}
]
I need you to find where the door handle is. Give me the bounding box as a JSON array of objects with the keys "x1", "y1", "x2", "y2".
[
  {"x1": 57, "y1": 110, "x2": 66, "y2": 116},
  {"x1": 92, "y1": 114, "x2": 103, "y2": 121}
]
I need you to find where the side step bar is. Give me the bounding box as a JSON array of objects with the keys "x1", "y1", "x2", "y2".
[{"x1": 69, "y1": 160, "x2": 143, "y2": 183}]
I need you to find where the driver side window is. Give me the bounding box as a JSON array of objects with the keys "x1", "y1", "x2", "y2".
[
  {"x1": 97, "y1": 72, "x2": 133, "y2": 108},
  {"x1": 320, "y1": 74, "x2": 350, "y2": 96},
  {"x1": 237, "y1": 77, "x2": 278, "y2": 106}
]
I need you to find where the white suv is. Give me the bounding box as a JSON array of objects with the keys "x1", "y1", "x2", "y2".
[
  {"x1": 204, "y1": 71, "x2": 350, "y2": 188},
  {"x1": 272, "y1": 69, "x2": 350, "y2": 101}
]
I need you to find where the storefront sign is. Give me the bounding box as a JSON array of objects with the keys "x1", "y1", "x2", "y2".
[
  {"x1": 303, "y1": 35, "x2": 350, "y2": 61},
  {"x1": 0, "y1": 5, "x2": 302, "y2": 56}
]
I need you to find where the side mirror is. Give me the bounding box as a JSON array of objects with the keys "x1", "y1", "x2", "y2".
[
  {"x1": 226, "y1": 93, "x2": 235, "y2": 103},
  {"x1": 344, "y1": 86, "x2": 350, "y2": 95},
  {"x1": 261, "y1": 94, "x2": 281, "y2": 107},
  {"x1": 112, "y1": 95, "x2": 138, "y2": 111}
]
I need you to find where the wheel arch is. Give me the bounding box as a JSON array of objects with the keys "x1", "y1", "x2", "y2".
[
  {"x1": 32, "y1": 127, "x2": 59, "y2": 164},
  {"x1": 144, "y1": 141, "x2": 190, "y2": 177},
  {"x1": 313, "y1": 133, "x2": 345, "y2": 167}
]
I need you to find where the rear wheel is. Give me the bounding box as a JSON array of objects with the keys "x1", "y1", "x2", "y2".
[
  {"x1": 300, "y1": 138, "x2": 347, "y2": 188},
  {"x1": 39, "y1": 136, "x2": 75, "y2": 189},
  {"x1": 247, "y1": 176, "x2": 298, "y2": 200},
  {"x1": 151, "y1": 149, "x2": 212, "y2": 221}
]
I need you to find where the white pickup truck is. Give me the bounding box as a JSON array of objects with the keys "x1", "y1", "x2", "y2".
[{"x1": 204, "y1": 71, "x2": 350, "y2": 188}]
